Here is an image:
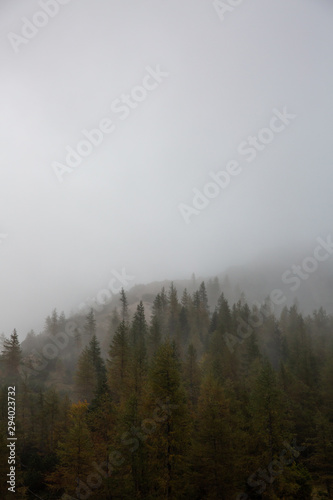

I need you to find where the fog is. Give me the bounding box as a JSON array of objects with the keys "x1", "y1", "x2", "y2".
[{"x1": 1, "y1": 0, "x2": 333, "y2": 338}]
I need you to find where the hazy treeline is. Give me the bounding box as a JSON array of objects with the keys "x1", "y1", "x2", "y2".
[{"x1": 0, "y1": 282, "x2": 333, "y2": 499}]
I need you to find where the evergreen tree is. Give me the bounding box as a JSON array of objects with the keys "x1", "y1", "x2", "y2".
[
  {"x1": 50, "y1": 308, "x2": 58, "y2": 336},
  {"x1": 147, "y1": 315, "x2": 161, "y2": 359},
  {"x1": 167, "y1": 282, "x2": 180, "y2": 338},
  {"x1": 107, "y1": 321, "x2": 130, "y2": 403},
  {"x1": 84, "y1": 308, "x2": 96, "y2": 338},
  {"x1": 145, "y1": 340, "x2": 190, "y2": 499},
  {"x1": 151, "y1": 289, "x2": 168, "y2": 338},
  {"x1": 181, "y1": 288, "x2": 190, "y2": 309},
  {"x1": 120, "y1": 287, "x2": 129, "y2": 323},
  {"x1": 75, "y1": 348, "x2": 97, "y2": 402},
  {"x1": 129, "y1": 301, "x2": 148, "y2": 396},
  {"x1": 87, "y1": 334, "x2": 107, "y2": 392},
  {"x1": 74, "y1": 327, "x2": 82, "y2": 353},
  {"x1": 109, "y1": 308, "x2": 121, "y2": 338},
  {"x1": 248, "y1": 359, "x2": 290, "y2": 462},
  {"x1": 46, "y1": 402, "x2": 94, "y2": 499},
  {"x1": 1, "y1": 328, "x2": 22, "y2": 378},
  {"x1": 183, "y1": 344, "x2": 201, "y2": 408},
  {"x1": 308, "y1": 411, "x2": 333, "y2": 498},
  {"x1": 199, "y1": 281, "x2": 209, "y2": 313},
  {"x1": 58, "y1": 311, "x2": 66, "y2": 332},
  {"x1": 179, "y1": 305, "x2": 190, "y2": 345},
  {"x1": 191, "y1": 374, "x2": 240, "y2": 499}
]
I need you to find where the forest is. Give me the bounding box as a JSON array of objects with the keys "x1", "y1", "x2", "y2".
[{"x1": 1, "y1": 280, "x2": 333, "y2": 499}]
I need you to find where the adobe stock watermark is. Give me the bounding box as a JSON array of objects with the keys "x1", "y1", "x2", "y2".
[
  {"x1": 52, "y1": 65, "x2": 169, "y2": 183},
  {"x1": 77, "y1": 268, "x2": 135, "y2": 315},
  {"x1": 18, "y1": 268, "x2": 134, "y2": 379},
  {"x1": 223, "y1": 234, "x2": 333, "y2": 353},
  {"x1": 178, "y1": 107, "x2": 296, "y2": 224},
  {"x1": 213, "y1": 0, "x2": 245, "y2": 22},
  {"x1": 7, "y1": 0, "x2": 72, "y2": 54},
  {"x1": 236, "y1": 438, "x2": 307, "y2": 499},
  {"x1": 281, "y1": 235, "x2": 333, "y2": 291}
]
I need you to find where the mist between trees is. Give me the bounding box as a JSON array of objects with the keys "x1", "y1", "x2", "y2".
[
  {"x1": 225, "y1": 234, "x2": 333, "y2": 354},
  {"x1": 1, "y1": 276, "x2": 333, "y2": 499}
]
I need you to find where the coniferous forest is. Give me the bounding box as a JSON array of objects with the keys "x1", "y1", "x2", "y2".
[
  {"x1": 1, "y1": 281, "x2": 333, "y2": 499},
  {"x1": 2, "y1": 1, "x2": 333, "y2": 498}
]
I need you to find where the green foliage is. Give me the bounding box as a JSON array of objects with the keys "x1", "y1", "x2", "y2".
[
  {"x1": 1, "y1": 329, "x2": 22, "y2": 379},
  {"x1": 2, "y1": 284, "x2": 333, "y2": 498}
]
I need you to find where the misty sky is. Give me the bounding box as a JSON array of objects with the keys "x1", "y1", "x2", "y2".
[{"x1": 1, "y1": 0, "x2": 333, "y2": 338}]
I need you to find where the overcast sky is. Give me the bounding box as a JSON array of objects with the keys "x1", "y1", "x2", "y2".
[{"x1": 1, "y1": 0, "x2": 333, "y2": 338}]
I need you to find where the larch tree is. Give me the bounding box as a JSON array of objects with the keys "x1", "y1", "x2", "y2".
[{"x1": 47, "y1": 401, "x2": 94, "y2": 499}]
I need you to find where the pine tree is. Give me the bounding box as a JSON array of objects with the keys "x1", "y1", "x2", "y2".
[
  {"x1": 308, "y1": 411, "x2": 333, "y2": 498},
  {"x1": 179, "y1": 306, "x2": 190, "y2": 345},
  {"x1": 248, "y1": 359, "x2": 290, "y2": 462},
  {"x1": 107, "y1": 321, "x2": 130, "y2": 403},
  {"x1": 120, "y1": 287, "x2": 129, "y2": 323},
  {"x1": 199, "y1": 281, "x2": 209, "y2": 313},
  {"x1": 84, "y1": 308, "x2": 96, "y2": 338},
  {"x1": 145, "y1": 340, "x2": 190, "y2": 499},
  {"x1": 151, "y1": 290, "x2": 168, "y2": 338},
  {"x1": 116, "y1": 393, "x2": 149, "y2": 498},
  {"x1": 147, "y1": 316, "x2": 161, "y2": 359},
  {"x1": 75, "y1": 333, "x2": 106, "y2": 402},
  {"x1": 46, "y1": 402, "x2": 94, "y2": 499},
  {"x1": 183, "y1": 344, "x2": 201, "y2": 408},
  {"x1": 58, "y1": 311, "x2": 66, "y2": 332},
  {"x1": 1, "y1": 329, "x2": 22, "y2": 378},
  {"x1": 109, "y1": 308, "x2": 121, "y2": 338},
  {"x1": 74, "y1": 327, "x2": 82, "y2": 353},
  {"x1": 217, "y1": 293, "x2": 232, "y2": 334},
  {"x1": 181, "y1": 288, "x2": 190, "y2": 309},
  {"x1": 75, "y1": 348, "x2": 97, "y2": 402},
  {"x1": 191, "y1": 374, "x2": 240, "y2": 499},
  {"x1": 130, "y1": 301, "x2": 147, "y2": 347},
  {"x1": 45, "y1": 388, "x2": 60, "y2": 448},
  {"x1": 87, "y1": 334, "x2": 107, "y2": 392},
  {"x1": 50, "y1": 308, "x2": 58, "y2": 336},
  {"x1": 129, "y1": 301, "x2": 148, "y2": 396},
  {"x1": 167, "y1": 282, "x2": 180, "y2": 338}
]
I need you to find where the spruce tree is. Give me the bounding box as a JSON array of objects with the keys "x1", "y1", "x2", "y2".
[
  {"x1": 120, "y1": 287, "x2": 129, "y2": 323},
  {"x1": 107, "y1": 321, "x2": 130, "y2": 403},
  {"x1": 1, "y1": 328, "x2": 22, "y2": 378},
  {"x1": 191, "y1": 374, "x2": 239, "y2": 499},
  {"x1": 145, "y1": 340, "x2": 190, "y2": 499},
  {"x1": 87, "y1": 334, "x2": 107, "y2": 392},
  {"x1": 84, "y1": 308, "x2": 96, "y2": 338},
  {"x1": 74, "y1": 348, "x2": 97, "y2": 402},
  {"x1": 129, "y1": 301, "x2": 148, "y2": 396},
  {"x1": 183, "y1": 344, "x2": 201, "y2": 408},
  {"x1": 248, "y1": 359, "x2": 290, "y2": 462}
]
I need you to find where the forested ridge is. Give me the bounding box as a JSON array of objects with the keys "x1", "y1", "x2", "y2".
[{"x1": 1, "y1": 281, "x2": 333, "y2": 499}]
